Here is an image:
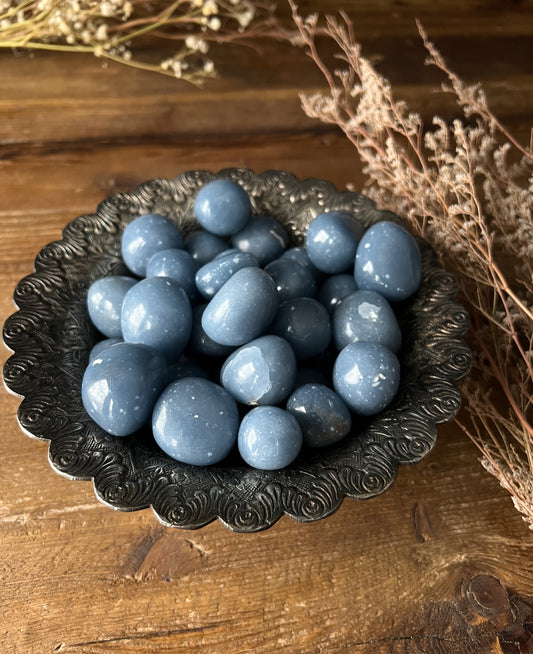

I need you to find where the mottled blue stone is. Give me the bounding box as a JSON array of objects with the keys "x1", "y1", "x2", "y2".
[
  {"x1": 201, "y1": 267, "x2": 279, "y2": 346},
  {"x1": 184, "y1": 230, "x2": 229, "y2": 266},
  {"x1": 354, "y1": 221, "x2": 422, "y2": 301},
  {"x1": 332, "y1": 289, "x2": 402, "y2": 353},
  {"x1": 146, "y1": 248, "x2": 200, "y2": 303},
  {"x1": 333, "y1": 342, "x2": 400, "y2": 415},
  {"x1": 279, "y1": 247, "x2": 325, "y2": 283},
  {"x1": 121, "y1": 214, "x2": 184, "y2": 277},
  {"x1": 264, "y1": 258, "x2": 317, "y2": 302},
  {"x1": 306, "y1": 211, "x2": 364, "y2": 274},
  {"x1": 220, "y1": 335, "x2": 297, "y2": 405},
  {"x1": 82, "y1": 342, "x2": 167, "y2": 437},
  {"x1": 188, "y1": 304, "x2": 236, "y2": 358},
  {"x1": 152, "y1": 377, "x2": 239, "y2": 466},
  {"x1": 269, "y1": 297, "x2": 331, "y2": 360},
  {"x1": 286, "y1": 383, "x2": 351, "y2": 448},
  {"x1": 195, "y1": 250, "x2": 259, "y2": 300},
  {"x1": 317, "y1": 274, "x2": 358, "y2": 315},
  {"x1": 231, "y1": 215, "x2": 289, "y2": 265},
  {"x1": 89, "y1": 337, "x2": 124, "y2": 362},
  {"x1": 237, "y1": 406, "x2": 303, "y2": 470},
  {"x1": 87, "y1": 275, "x2": 137, "y2": 338},
  {"x1": 194, "y1": 179, "x2": 251, "y2": 236},
  {"x1": 121, "y1": 277, "x2": 192, "y2": 362}
]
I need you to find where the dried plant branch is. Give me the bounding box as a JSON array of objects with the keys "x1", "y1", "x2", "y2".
[
  {"x1": 0, "y1": 0, "x2": 288, "y2": 84},
  {"x1": 290, "y1": 1, "x2": 533, "y2": 528}
]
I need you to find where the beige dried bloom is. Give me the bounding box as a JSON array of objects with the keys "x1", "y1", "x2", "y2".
[
  {"x1": 0, "y1": 0, "x2": 285, "y2": 84},
  {"x1": 291, "y1": 2, "x2": 533, "y2": 528}
]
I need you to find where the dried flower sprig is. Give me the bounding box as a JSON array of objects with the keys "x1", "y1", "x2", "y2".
[
  {"x1": 290, "y1": 2, "x2": 533, "y2": 527},
  {"x1": 0, "y1": 0, "x2": 282, "y2": 83}
]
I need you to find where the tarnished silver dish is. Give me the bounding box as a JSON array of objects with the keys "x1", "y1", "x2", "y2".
[{"x1": 2, "y1": 168, "x2": 470, "y2": 532}]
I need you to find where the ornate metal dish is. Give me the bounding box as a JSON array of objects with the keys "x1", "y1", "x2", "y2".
[{"x1": 2, "y1": 168, "x2": 471, "y2": 532}]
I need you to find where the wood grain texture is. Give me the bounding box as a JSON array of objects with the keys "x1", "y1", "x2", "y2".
[{"x1": 1, "y1": 1, "x2": 533, "y2": 652}]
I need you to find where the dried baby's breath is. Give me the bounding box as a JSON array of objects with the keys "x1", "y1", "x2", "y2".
[
  {"x1": 0, "y1": 0, "x2": 284, "y2": 84},
  {"x1": 290, "y1": 2, "x2": 533, "y2": 527}
]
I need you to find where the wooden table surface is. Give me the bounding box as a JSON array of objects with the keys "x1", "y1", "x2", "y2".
[{"x1": 2, "y1": 2, "x2": 533, "y2": 652}]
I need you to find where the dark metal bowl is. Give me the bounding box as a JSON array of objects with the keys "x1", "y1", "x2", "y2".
[{"x1": 2, "y1": 169, "x2": 471, "y2": 532}]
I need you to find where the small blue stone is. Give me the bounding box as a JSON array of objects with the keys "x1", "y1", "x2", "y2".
[
  {"x1": 238, "y1": 406, "x2": 303, "y2": 470},
  {"x1": 146, "y1": 248, "x2": 200, "y2": 303},
  {"x1": 264, "y1": 258, "x2": 317, "y2": 302},
  {"x1": 87, "y1": 275, "x2": 137, "y2": 338},
  {"x1": 354, "y1": 221, "x2": 422, "y2": 301},
  {"x1": 194, "y1": 179, "x2": 251, "y2": 236},
  {"x1": 202, "y1": 267, "x2": 279, "y2": 346},
  {"x1": 332, "y1": 289, "x2": 402, "y2": 353},
  {"x1": 286, "y1": 383, "x2": 352, "y2": 448},
  {"x1": 152, "y1": 377, "x2": 239, "y2": 466},
  {"x1": 82, "y1": 342, "x2": 167, "y2": 437},
  {"x1": 121, "y1": 277, "x2": 192, "y2": 362},
  {"x1": 279, "y1": 247, "x2": 326, "y2": 283},
  {"x1": 306, "y1": 211, "x2": 364, "y2": 274},
  {"x1": 195, "y1": 250, "x2": 259, "y2": 300},
  {"x1": 121, "y1": 214, "x2": 184, "y2": 277},
  {"x1": 269, "y1": 297, "x2": 331, "y2": 360},
  {"x1": 318, "y1": 273, "x2": 358, "y2": 314},
  {"x1": 231, "y1": 215, "x2": 289, "y2": 265},
  {"x1": 184, "y1": 230, "x2": 229, "y2": 266},
  {"x1": 220, "y1": 335, "x2": 297, "y2": 405},
  {"x1": 333, "y1": 342, "x2": 400, "y2": 415},
  {"x1": 89, "y1": 337, "x2": 124, "y2": 362}
]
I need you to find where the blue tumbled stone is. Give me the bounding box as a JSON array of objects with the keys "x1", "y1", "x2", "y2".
[
  {"x1": 201, "y1": 267, "x2": 279, "y2": 346},
  {"x1": 121, "y1": 277, "x2": 192, "y2": 362},
  {"x1": 152, "y1": 377, "x2": 239, "y2": 466},
  {"x1": 220, "y1": 335, "x2": 297, "y2": 405},
  {"x1": 184, "y1": 230, "x2": 229, "y2": 266},
  {"x1": 306, "y1": 211, "x2": 364, "y2": 274},
  {"x1": 89, "y1": 337, "x2": 124, "y2": 362},
  {"x1": 82, "y1": 342, "x2": 167, "y2": 437},
  {"x1": 333, "y1": 342, "x2": 400, "y2": 415},
  {"x1": 286, "y1": 383, "x2": 351, "y2": 448},
  {"x1": 146, "y1": 248, "x2": 200, "y2": 303},
  {"x1": 317, "y1": 273, "x2": 358, "y2": 315},
  {"x1": 195, "y1": 250, "x2": 259, "y2": 300},
  {"x1": 87, "y1": 275, "x2": 137, "y2": 338},
  {"x1": 231, "y1": 215, "x2": 289, "y2": 265},
  {"x1": 121, "y1": 214, "x2": 184, "y2": 277},
  {"x1": 332, "y1": 289, "x2": 402, "y2": 353},
  {"x1": 194, "y1": 179, "x2": 251, "y2": 236},
  {"x1": 264, "y1": 258, "x2": 317, "y2": 302},
  {"x1": 354, "y1": 221, "x2": 422, "y2": 301},
  {"x1": 188, "y1": 304, "x2": 236, "y2": 358},
  {"x1": 269, "y1": 297, "x2": 331, "y2": 360},
  {"x1": 238, "y1": 406, "x2": 303, "y2": 470}
]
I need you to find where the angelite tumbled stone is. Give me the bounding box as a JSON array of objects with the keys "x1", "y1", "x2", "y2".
[
  {"x1": 238, "y1": 406, "x2": 303, "y2": 470},
  {"x1": 195, "y1": 250, "x2": 259, "y2": 300},
  {"x1": 152, "y1": 377, "x2": 239, "y2": 466},
  {"x1": 87, "y1": 275, "x2": 137, "y2": 338},
  {"x1": 231, "y1": 215, "x2": 289, "y2": 266},
  {"x1": 269, "y1": 297, "x2": 331, "y2": 360},
  {"x1": 82, "y1": 342, "x2": 167, "y2": 437},
  {"x1": 306, "y1": 211, "x2": 364, "y2": 274},
  {"x1": 121, "y1": 213, "x2": 184, "y2": 277},
  {"x1": 354, "y1": 221, "x2": 422, "y2": 302},
  {"x1": 333, "y1": 341, "x2": 400, "y2": 416},
  {"x1": 286, "y1": 383, "x2": 351, "y2": 448},
  {"x1": 220, "y1": 335, "x2": 297, "y2": 406},
  {"x1": 121, "y1": 277, "x2": 192, "y2": 363},
  {"x1": 201, "y1": 267, "x2": 278, "y2": 347},
  {"x1": 332, "y1": 289, "x2": 402, "y2": 353},
  {"x1": 194, "y1": 179, "x2": 251, "y2": 236}
]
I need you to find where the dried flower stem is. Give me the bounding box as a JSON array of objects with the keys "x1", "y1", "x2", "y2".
[
  {"x1": 290, "y1": 1, "x2": 533, "y2": 527},
  {"x1": 0, "y1": 1, "x2": 286, "y2": 84}
]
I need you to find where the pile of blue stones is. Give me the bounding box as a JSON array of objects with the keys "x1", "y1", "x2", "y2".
[{"x1": 82, "y1": 178, "x2": 422, "y2": 470}]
